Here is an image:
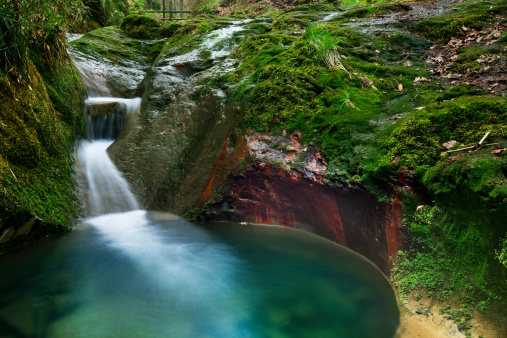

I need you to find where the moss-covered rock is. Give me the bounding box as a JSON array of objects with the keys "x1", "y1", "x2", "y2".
[
  {"x1": 120, "y1": 14, "x2": 161, "y2": 39},
  {"x1": 341, "y1": 3, "x2": 411, "y2": 19},
  {"x1": 0, "y1": 61, "x2": 86, "y2": 252},
  {"x1": 387, "y1": 96, "x2": 507, "y2": 167},
  {"x1": 413, "y1": 0, "x2": 505, "y2": 43}
]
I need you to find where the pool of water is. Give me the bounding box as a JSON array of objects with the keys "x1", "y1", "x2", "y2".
[{"x1": 0, "y1": 211, "x2": 399, "y2": 337}]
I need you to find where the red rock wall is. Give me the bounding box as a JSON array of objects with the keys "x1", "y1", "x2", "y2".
[
  {"x1": 196, "y1": 131, "x2": 406, "y2": 274},
  {"x1": 215, "y1": 164, "x2": 406, "y2": 274}
]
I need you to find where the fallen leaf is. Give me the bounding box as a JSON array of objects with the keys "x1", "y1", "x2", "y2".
[
  {"x1": 403, "y1": 60, "x2": 412, "y2": 67},
  {"x1": 414, "y1": 77, "x2": 431, "y2": 83},
  {"x1": 388, "y1": 114, "x2": 404, "y2": 120},
  {"x1": 492, "y1": 148, "x2": 506, "y2": 154},
  {"x1": 442, "y1": 140, "x2": 458, "y2": 149},
  {"x1": 397, "y1": 83, "x2": 403, "y2": 91},
  {"x1": 434, "y1": 56, "x2": 444, "y2": 63},
  {"x1": 175, "y1": 63, "x2": 184, "y2": 67},
  {"x1": 390, "y1": 156, "x2": 401, "y2": 166}
]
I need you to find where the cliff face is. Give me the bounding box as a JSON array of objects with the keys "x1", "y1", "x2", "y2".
[{"x1": 0, "y1": 61, "x2": 86, "y2": 252}]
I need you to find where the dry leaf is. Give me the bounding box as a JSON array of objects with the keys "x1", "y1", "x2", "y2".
[
  {"x1": 397, "y1": 83, "x2": 403, "y2": 91},
  {"x1": 388, "y1": 114, "x2": 403, "y2": 120},
  {"x1": 434, "y1": 56, "x2": 444, "y2": 63},
  {"x1": 442, "y1": 140, "x2": 458, "y2": 149},
  {"x1": 492, "y1": 148, "x2": 506, "y2": 154},
  {"x1": 414, "y1": 77, "x2": 431, "y2": 83}
]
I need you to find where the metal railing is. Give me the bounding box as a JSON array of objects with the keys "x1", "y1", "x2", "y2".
[{"x1": 144, "y1": 10, "x2": 192, "y2": 21}]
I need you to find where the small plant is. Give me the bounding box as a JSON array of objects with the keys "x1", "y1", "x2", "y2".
[
  {"x1": 305, "y1": 23, "x2": 350, "y2": 76},
  {"x1": 272, "y1": 160, "x2": 284, "y2": 169},
  {"x1": 337, "y1": 90, "x2": 358, "y2": 111}
]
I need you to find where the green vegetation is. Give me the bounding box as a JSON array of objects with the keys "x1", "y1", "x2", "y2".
[
  {"x1": 0, "y1": 0, "x2": 84, "y2": 81},
  {"x1": 213, "y1": 2, "x2": 507, "y2": 333},
  {"x1": 2, "y1": 0, "x2": 506, "y2": 333},
  {"x1": 341, "y1": 3, "x2": 410, "y2": 19},
  {"x1": 120, "y1": 14, "x2": 160, "y2": 38},
  {"x1": 0, "y1": 60, "x2": 86, "y2": 251},
  {"x1": 306, "y1": 24, "x2": 347, "y2": 71},
  {"x1": 413, "y1": 0, "x2": 506, "y2": 42},
  {"x1": 84, "y1": 0, "x2": 131, "y2": 27},
  {"x1": 386, "y1": 97, "x2": 507, "y2": 167},
  {"x1": 192, "y1": 0, "x2": 219, "y2": 15},
  {"x1": 226, "y1": 13, "x2": 436, "y2": 184}
]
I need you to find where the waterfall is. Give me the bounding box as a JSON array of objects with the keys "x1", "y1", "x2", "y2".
[{"x1": 74, "y1": 67, "x2": 142, "y2": 216}]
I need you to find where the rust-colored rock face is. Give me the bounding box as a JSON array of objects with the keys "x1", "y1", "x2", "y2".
[
  {"x1": 194, "y1": 131, "x2": 407, "y2": 274},
  {"x1": 215, "y1": 164, "x2": 405, "y2": 274}
]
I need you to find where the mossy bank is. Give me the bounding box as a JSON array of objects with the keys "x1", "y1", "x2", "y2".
[{"x1": 0, "y1": 61, "x2": 86, "y2": 253}]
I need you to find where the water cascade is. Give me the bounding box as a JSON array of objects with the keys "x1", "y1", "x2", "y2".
[{"x1": 77, "y1": 97, "x2": 141, "y2": 216}]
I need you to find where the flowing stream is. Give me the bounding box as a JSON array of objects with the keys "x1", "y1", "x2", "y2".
[{"x1": 0, "y1": 33, "x2": 400, "y2": 337}]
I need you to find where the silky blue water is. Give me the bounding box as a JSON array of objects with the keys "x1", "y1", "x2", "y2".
[{"x1": 0, "y1": 211, "x2": 399, "y2": 338}]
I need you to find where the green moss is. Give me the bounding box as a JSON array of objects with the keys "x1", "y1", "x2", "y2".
[
  {"x1": 0, "y1": 60, "x2": 85, "y2": 245},
  {"x1": 413, "y1": 0, "x2": 505, "y2": 42},
  {"x1": 120, "y1": 14, "x2": 160, "y2": 39},
  {"x1": 271, "y1": 3, "x2": 339, "y2": 30},
  {"x1": 227, "y1": 20, "x2": 438, "y2": 185},
  {"x1": 387, "y1": 96, "x2": 507, "y2": 167},
  {"x1": 435, "y1": 84, "x2": 487, "y2": 102},
  {"x1": 159, "y1": 21, "x2": 184, "y2": 37},
  {"x1": 450, "y1": 45, "x2": 502, "y2": 73},
  {"x1": 422, "y1": 154, "x2": 507, "y2": 236},
  {"x1": 342, "y1": 3, "x2": 410, "y2": 19},
  {"x1": 70, "y1": 26, "x2": 151, "y2": 65}
]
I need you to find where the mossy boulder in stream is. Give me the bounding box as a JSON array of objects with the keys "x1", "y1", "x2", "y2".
[{"x1": 0, "y1": 61, "x2": 86, "y2": 252}]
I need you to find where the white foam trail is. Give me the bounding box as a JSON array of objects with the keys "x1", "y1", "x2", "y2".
[{"x1": 85, "y1": 211, "x2": 250, "y2": 335}]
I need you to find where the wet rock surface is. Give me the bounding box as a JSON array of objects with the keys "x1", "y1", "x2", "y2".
[
  {"x1": 87, "y1": 101, "x2": 127, "y2": 118},
  {"x1": 69, "y1": 26, "x2": 154, "y2": 97},
  {"x1": 108, "y1": 19, "x2": 260, "y2": 213}
]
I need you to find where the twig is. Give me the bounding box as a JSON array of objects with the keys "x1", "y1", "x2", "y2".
[
  {"x1": 9, "y1": 168, "x2": 17, "y2": 181},
  {"x1": 443, "y1": 146, "x2": 476, "y2": 153},
  {"x1": 479, "y1": 131, "x2": 490, "y2": 145},
  {"x1": 442, "y1": 143, "x2": 500, "y2": 154}
]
